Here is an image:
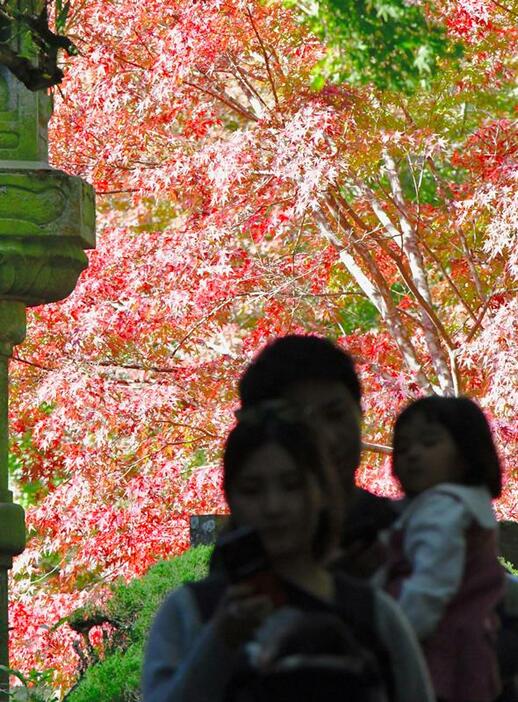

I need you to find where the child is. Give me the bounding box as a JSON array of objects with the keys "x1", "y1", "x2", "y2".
[{"x1": 385, "y1": 395, "x2": 505, "y2": 702}]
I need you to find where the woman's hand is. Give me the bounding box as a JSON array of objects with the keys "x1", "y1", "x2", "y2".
[{"x1": 213, "y1": 582, "x2": 274, "y2": 649}]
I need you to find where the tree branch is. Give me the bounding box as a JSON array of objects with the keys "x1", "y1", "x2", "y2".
[
  {"x1": 426, "y1": 157, "x2": 486, "y2": 302},
  {"x1": 318, "y1": 197, "x2": 436, "y2": 392},
  {"x1": 183, "y1": 79, "x2": 258, "y2": 122},
  {"x1": 362, "y1": 441, "x2": 392, "y2": 455},
  {"x1": 332, "y1": 191, "x2": 457, "y2": 352},
  {"x1": 374, "y1": 161, "x2": 478, "y2": 321},
  {"x1": 245, "y1": 7, "x2": 281, "y2": 116},
  {"x1": 488, "y1": 0, "x2": 518, "y2": 18},
  {"x1": 11, "y1": 355, "x2": 54, "y2": 372},
  {"x1": 226, "y1": 52, "x2": 270, "y2": 117},
  {"x1": 355, "y1": 169, "x2": 457, "y2": 395}
]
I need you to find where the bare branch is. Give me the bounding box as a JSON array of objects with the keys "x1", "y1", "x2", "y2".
[
  {"x1": 488, "y1": 0, "x2": 518, "y2": 18},
  {"x1": 362, "y1": 441, "x2": 392, "y2": 455},
  {"x1": 426, "y1": 157, "x2": 486, "y2": 301},
  {"x1": 358, "y1": 164, "x2": 457, "y2": 395},
  {"x1": 245, "y1": 7, "x2": 282, "y2": 116},
  {"x1": 318, "y1": 196, "x2": 436, "y2": 392},
  {"x1": 226, "y1": 52, "x2": 271, "y2": 117},
  {"x1": 374, "y1": 160, "x2": 478, "y2": 322},
  {"x1": 11, "y1": 355, "x2": 53, "y2": 372},
  {"x1": 333, "y1": 191, "x2": 457, "y2": 352},
  {"x1": 423, "y1": 237, "x2": 478, "y2": 320},
  {"x1": 183, "y1": 80, "x2": 258, "y2": 122}
]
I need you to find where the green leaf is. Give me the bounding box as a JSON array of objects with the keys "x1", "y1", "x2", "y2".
[
  {"x1": 55, "y1": 0, "x2": 70, "y2": 35},
  {"x1": 310, "y1": 72, "x2": 326, "y2": 92},
  {"x1": 0, "y1": 664, "x2": 28, "y2": 687},
  {"x1": 414, "y1": 44, "x2": 433, "y2": 75},
  {"x1": 290, "y1": 0, "x2": 458, "y2": 93}
]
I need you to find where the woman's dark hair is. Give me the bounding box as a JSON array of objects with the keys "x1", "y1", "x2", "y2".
[
  {"x1": 393, "y1": 396, "x2": 502, "y2": 498},
  {"x1": 223, "y1": 408, "x2": 342, "y2": 559},
  {"x1": 238, "y1": 335, "x2": 361, "y2": 409}
]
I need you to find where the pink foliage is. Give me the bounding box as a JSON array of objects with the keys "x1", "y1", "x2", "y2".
[{"x1": 7, "y1": 0, "x2": 516, "y2": 690}]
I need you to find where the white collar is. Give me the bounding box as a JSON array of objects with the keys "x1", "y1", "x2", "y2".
[{"x1": 398, "y1": 483, "x2": 497, "y2": 529}]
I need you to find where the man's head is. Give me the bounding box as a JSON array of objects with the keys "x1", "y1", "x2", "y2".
[{"x1": 238, "y1": 335, "x2": 362, "y2": 492}]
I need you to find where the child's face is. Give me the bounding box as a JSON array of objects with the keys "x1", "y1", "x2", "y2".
[{"x1": 393, "y1": 413, "x2": 465, "y2": 496}]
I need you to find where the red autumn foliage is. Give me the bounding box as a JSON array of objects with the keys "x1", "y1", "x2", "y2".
[{"x1": 7, "y1": 0, "x2": 516, "y2": 689}]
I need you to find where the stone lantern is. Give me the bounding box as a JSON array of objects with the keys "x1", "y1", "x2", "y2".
[{"x1": 0, "y1": 3, "x2": 95, "y2": 698}]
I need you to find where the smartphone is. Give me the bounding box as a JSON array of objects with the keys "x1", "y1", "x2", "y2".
[{"x1": 215, "y1": 526, "x2": 286, "y2": 607}]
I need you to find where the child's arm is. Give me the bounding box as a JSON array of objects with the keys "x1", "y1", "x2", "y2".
[{"x1": 398, "y1": 491, "x2": 471, "y2": 640}]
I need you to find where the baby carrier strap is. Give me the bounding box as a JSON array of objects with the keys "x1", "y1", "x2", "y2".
[
  {"x1": 334, "y1": 574, "x2": 396, "y2": 702},
  {"x1": 334, "y1": 573, "x2": 374, "y2": 628}
]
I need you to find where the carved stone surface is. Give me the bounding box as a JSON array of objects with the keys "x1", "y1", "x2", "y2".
[
  {"x1": 0, "y1": 169, "x2": 95, "y2": 244},
  {"x1": 0, "y1": 65, "x2": 51, "y2": 163},
  {"x1": 190, "y1": 515, "x2": 228, "y2": 547},
  {"x1": 0, "y1": 300, "x2": 25, "y2": 350},
  {"x1": 0, "y1": 169, "x2": 95, "y2": 305},
  {"x1": 0, "y1": 0, "x2": 51, "y2": 164}
]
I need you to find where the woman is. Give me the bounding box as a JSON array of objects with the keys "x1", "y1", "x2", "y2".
[{"x1": 142, "y1": 406, "x2": 433, "y2": 702}]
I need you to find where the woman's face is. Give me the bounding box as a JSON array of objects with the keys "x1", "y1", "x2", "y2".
[
  {"x1": 227, "y1": 441, "x2": 326, "y2": 564},
  {"x1": 393, "y1": 414, "x2": 465, "y2": 496}
]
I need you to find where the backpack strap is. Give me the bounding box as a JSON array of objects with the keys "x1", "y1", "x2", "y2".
[
  {"x1": 186, "y1": 574, "x2": 228, "y2": 623},
  {"x1": 334, "y1": 574, "x2": 396, "y2": 702},
  {"x1": 333, "y1": 573, "x2": 375, "y2": 630}
]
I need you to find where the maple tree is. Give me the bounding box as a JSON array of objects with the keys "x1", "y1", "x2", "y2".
[{"x1": 5, "y1": 0, "x2": 517, "y2": 691}]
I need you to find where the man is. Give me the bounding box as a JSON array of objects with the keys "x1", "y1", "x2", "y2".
[
  {"x1": 237, "y1": 335, "x2": 518, "y2": 698},
  {"x1": 238, "y1": 334, "x2": 396, "y2": 576}
]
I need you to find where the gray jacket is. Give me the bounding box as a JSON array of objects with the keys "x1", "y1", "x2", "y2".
[{"x1": 142, "y1": 578, "x2": 434, "y2": 702}]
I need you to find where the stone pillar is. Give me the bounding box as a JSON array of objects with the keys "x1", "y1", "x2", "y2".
[
  {"x1": 0, "y1": 303, "x2": 26, "y2": 698},
  {"x1": 0, "y1": 3, "x2": 95, "y2": 698}
]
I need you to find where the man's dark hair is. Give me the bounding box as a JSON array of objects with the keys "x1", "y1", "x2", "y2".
[
  {"x1": 393, "y1": 395, "x2": 502, "y2": 498},
  {"x1": 239, "y1": 335, "x2": 361, "y2": 408}
]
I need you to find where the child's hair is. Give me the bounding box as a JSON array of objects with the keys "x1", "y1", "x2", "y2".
[
  {"x1": 238, "y1": 335, "x2": 361, "y2": 409},
  {"x1": 223, "y1": 405, "x2": 342, "y2": 558},
  {"x1": 393, "y1": 395, "x2": 502, "y2": 498}
]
